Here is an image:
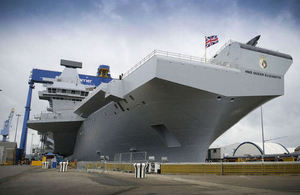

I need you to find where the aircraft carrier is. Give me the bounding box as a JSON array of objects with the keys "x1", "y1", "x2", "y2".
[{"x1": 27, "y1": 37, "x2": 293, "y2": 162}]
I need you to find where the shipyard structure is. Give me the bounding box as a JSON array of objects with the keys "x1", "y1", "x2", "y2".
[{"x1": 27, "y1": 37, "x2": 293, "y2": 162}]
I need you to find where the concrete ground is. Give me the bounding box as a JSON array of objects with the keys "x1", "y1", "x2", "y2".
[{"x1": 0, "y1": 166, "x2": 299, "y2": 195}]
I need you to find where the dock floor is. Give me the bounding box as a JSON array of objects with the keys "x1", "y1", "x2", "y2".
[{"x1": 0, "y1": 166, "x2": 300, "y2": 194}]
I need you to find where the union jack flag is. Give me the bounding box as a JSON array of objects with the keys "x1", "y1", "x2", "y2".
[{"x1": 205, "y1": 35, "x2": 219, "y2": 48}]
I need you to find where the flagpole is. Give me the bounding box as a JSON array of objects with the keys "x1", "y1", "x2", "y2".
[{"x1": 204, "y1": 36, "x2": 207, "y2": 63}]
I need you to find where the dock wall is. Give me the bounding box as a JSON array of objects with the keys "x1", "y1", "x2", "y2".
[
  {"x1": 161, "y1": 162, "x2": 300, "y2": 175},
  {"x1": 76, "y1": 161, "x2": 300, "y2": 175}
]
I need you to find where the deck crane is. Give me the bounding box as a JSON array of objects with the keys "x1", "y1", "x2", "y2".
[
  {"x1": 0, "y1": 108, "x2": 15, "y2": 142},
  {"x1": 18, "y1": 61, "x2": 111, "y2": 160}
]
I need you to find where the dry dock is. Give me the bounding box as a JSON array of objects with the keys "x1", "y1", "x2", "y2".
[{"x1": 0, "y1": 166, "x2": 300, "y2": 194}]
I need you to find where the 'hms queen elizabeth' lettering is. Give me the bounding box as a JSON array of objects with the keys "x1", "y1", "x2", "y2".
[{"x1": 245, "y1": 70, "x2": 281, "y2": 79}]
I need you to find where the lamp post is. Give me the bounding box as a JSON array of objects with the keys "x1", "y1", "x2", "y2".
[
  {"x1": 260, "y1": 106, "x2": 265, "y2": 162},
  {"x1": 31, "y1": 133, "x2": 34, "y2": 154},
  {"x1": 14, "y1": 114, "x2": 21, "y2": 143}
]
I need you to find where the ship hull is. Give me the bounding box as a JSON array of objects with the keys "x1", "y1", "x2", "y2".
[
  {"x1": 28, "y1": 42, "x2": 292, "y2": 162},
  {"x1": 72, "y1": 78, "x2": 273, "y2": 162}
]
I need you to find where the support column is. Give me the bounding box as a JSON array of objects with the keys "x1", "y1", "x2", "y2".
[{"x1": 19, "y1": 80, "x2": 34, "y2": 154}]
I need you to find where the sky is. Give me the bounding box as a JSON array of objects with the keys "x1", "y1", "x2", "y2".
[{"x1": 0, "y1": 0, "x2": 299, "y2": 154}]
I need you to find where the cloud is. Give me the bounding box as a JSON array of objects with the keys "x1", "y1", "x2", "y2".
[{"x1": 0, "y1": 0, "x2": 299, "y2": 153}]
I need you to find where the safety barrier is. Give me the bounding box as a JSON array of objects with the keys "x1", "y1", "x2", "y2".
[
  {"x1": 161, "y1": 163, "x2": 221, "y2": 174},
  {"x1": 77, "y1": 161, "x2": 102, "y2": 170},
  {"x1": 161, "y1": 162, "x2": 300, "y2": 175},
  {"x1": 77, "y1": 161, "x2": 300, "y2": 175},
  {"x1": 31, "y1": 160, "x2": 42, "y2": 166},
  {"x1": 77, "y1": 161, "x2": 134, "y2": 172},
  {"x1": 224, "y1": 162, "x2": 300, "y2": 175},
  {"x1": 2, "y1": 161, "x2": 14, "y2": 166},
  {"x1": 68, "y1": 161, "x2": 76, "y2": 168}
]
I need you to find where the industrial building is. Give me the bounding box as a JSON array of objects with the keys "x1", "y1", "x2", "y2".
[
  {"x1": 0, "y1": 141, "x2": 17, "y2": 165},
  {"x1": 206, "y1": 143, "x2": 240, "y2": 162},
  {"x1": 207, "y1": 141, "x2": 298, "y2": 162},
  {"x1": 233, "y1": 142, "x2": 290, "y2": 156}
]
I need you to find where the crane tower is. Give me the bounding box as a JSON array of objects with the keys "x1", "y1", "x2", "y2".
[{"x1": 0, "y1": 108, "x2": 15, "y2": 142}]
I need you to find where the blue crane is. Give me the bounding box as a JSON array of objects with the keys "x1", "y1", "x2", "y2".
[
  {"x1": 18, "y1": 64, "x2": 112, "y2": 159},
  {"x1": 0, "y1": 108, "x2": 15, "y2": 142}
]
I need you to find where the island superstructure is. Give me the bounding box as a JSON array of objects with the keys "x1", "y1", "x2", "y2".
[{"x1": 28, "y1": 37, "x2": 293, "y2": 162}]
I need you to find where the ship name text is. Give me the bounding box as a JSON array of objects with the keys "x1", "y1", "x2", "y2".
[{"x1": 245, "y1": 70, "x2": 281, "y2": 79}]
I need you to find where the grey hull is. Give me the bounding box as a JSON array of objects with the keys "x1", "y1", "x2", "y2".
[
  {"x1": 72, "y1": 78, "x2": 273, "y2": 162},
  {"x1": 28, "y1": 41, "x2": 293, "y2": 162}
]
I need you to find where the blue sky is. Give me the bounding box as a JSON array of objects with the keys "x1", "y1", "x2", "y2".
[
  {"x1": 1, "y1": 0, "x2": 299, "y2": 21},
  {"x1": 0, "y1": 0, "x2": 299, "y2": 153},
  {"x1": 1, "y1": 0, "x2": 299, "y2": 30}
]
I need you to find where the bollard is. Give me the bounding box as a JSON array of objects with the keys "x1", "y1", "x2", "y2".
[
  {"x1": 59, "y1": 162, "x2": 63, "y2": 172},
  {"x1": 59, "y1": 161, "x2": 68, "y2": 172},
  {"x1": 134, "y1": 163, "x2": 147, "y2": 178},
  {"x1": 65, "y1": 161, "x2": 68, "y2": 172},
  {"x1": 43, "y1": 161, "x2": 49, "y2": 169},
  {"x1": 62, "y1": 162, "x2": 66, "y2": 172},
  {"x1": 134, "y1": 163, "x2": 139, "y2": 178},
  {"x1": 140, "y1": 163, "x2": 146, "y2": 178}
]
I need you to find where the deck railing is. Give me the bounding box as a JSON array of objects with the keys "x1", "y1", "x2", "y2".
[
  {"x1": 122, "y1": 42, "x2": 234, "y2": 79},
  {"x1": 214, "y1": 40, "x2": 233, "y2": 57},
  {"x1": 123, "y1": 49, "x2": 208, "y2": 78}
]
